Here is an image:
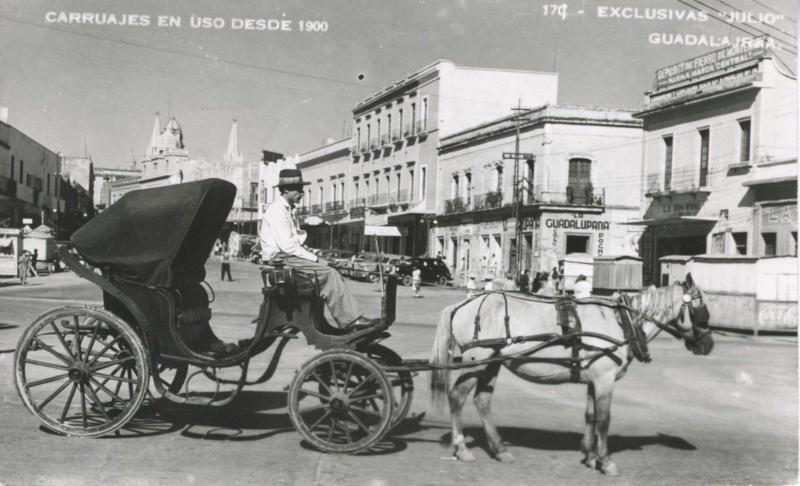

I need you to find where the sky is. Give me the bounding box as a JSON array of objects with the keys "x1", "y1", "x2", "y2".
[{"x1": 0, "y1": 0, "x2": 796, "y2": 168}]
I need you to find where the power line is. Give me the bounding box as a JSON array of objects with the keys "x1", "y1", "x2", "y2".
[
  {"x1": 712, "y1": 0, "x2": 797, "y2": 41},
  {"x1": 750, "y1": 0, "x2": 797, "y2": 23}
]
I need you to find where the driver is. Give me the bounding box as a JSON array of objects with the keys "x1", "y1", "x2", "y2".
[{"x1": 260, "y1": 168, "x2": 377, "y2": 328}]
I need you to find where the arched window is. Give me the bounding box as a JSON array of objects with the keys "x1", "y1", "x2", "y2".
[{"x1": 567, "y1": 158, "x2": 592, "y2": 204}]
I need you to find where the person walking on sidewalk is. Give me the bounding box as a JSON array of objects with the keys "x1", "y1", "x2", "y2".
[
  {"x1": 411, "y1": 265, "x2": 422, "y2": 298},
  {"x1": 18, "y1": 251, "x2": 31, "y2": 285},
  {"x1": 220, "y1": 243, "x2": 233, "y2": 281}
]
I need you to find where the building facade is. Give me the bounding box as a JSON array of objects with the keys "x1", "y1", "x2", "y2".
[
  {"x1": 0, "y1": 120, "x2": 62, "y2": 230},
  {"x1": 93, "y1": 167, "x2": 141, "y2": 211},
  {"x1": 348, "y1": 60, "x2": 559, "y2": 256},
  {"x1": 434, "y1": 105, "x2": 643, "y2": 282},
  {"x1": 634, "y1": 41, "x2": 798, "y2": 285}
]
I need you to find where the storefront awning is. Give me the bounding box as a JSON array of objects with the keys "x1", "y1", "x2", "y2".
[
  {"x1": 742, "y1": 175, "x2": 797, "y2": 186},
  {"x1": 622, "y1": 216, "x2": 718, "y2": 226}
]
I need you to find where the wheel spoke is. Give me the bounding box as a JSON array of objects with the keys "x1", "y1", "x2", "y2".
[
  {"x1": 49, "y1": 322, "x2": 73, "y2": 357},
  {"x1": 96, "y1": 365, "x2": 123, "y2": 390},
  {"x1": 24, "y1": 359, "x2": 70, "y2": 371},
  {"x1": 346, "y1": 374, "x2": 376, "y2": 398},
  {"x1": 93, "y1": 371, "x2": 136, "y2": 384},
  {"x1": 310, "y1": 371, "x2": 332, "y2": 395},
  {"x1": 90, "y1": 356, "x2": 134, "y2": 372},
  {"x1": 60, "y1": 383, "x2": 78, "y2": 422},
  {"x1": 126, "y1": 368, "x2": 134, "y2": 399},
  {"x1": 336, "y1": 417, "x2": 353, "y2": 444},
  {"x1": 342, "y1": 361, "x2": 354, "y2": 394},
  {"x1": 346, "y1": 411, "x2": 370, "y2": 434},
  {"x1": 38, "y1": 379, "x2": 72, "y2": 410},
  {"x1": 299, "y1": 404, "x2": 329, "y2": 415},
  {"x1": 329, "y1": 361, "x2": 339, "y2": 392},
  {"x1": 80, "y1": 383, "x2": 88, "y2": 429},
  {"x1": 26, "y1": 373, "x2": 69, "y2": 389},
  {"x1": 83, "y1": 320, "x2": 101, "y2": 357},
  {"x1": 87, "y1": 335, "x2": 124, "y2": 366},
  {"x1": 72, "y1": 316, "x2": 82, "y2": 361},
  {"x1": 299, "y1": 388, "x2": 331, "y2": 402},
  {"x1": 89, "y1": 376, "x2": 126, "y2": 403},
  {"x1": 32, "y1": 338, "x2": 72, "y2": 366},
  {"x1": 349, "y1": 392, "x2": 386, "y2": 403},
  {"x1": 327, "y1": 418, "x2": 336, "y2": 442},
  {"x1": 84, "y1": 384, "x2": 110, "y2": 421},
  {"x1": 307, "y1": 409, "x2": 332, "y2": 432},
  {"x1": 350, "y1": 406, "x2": 382, "y2": 418}
]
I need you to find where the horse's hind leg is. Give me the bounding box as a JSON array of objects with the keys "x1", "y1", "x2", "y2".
[
  {"x1": 580, "y1": 383, "x2": 598, "y2": 468},
  {"x1": 594, "y1": 374, "x2": 620, "y2": 476},
  {"x1": 449, "y1": 369, "x2": 479, "y2": 462},
  {"x1": 474, "y1": 362, "x2": 513, "y2": 463}
]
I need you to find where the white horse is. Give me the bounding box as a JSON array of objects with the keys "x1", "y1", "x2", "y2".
[{"x1": 430, "y1": 273, "x2": 713, "y2": 475}]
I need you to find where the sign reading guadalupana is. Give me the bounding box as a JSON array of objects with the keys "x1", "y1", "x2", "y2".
[{"x1": 655, "y1": 41, "x2": 767, "y2": 90}]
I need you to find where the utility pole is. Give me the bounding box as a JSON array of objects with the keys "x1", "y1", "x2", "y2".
[{"x1": 502, "y1": 100, "x2": 535, "y2": 277}]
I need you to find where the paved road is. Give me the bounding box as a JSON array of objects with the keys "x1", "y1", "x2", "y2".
[{"x1": 0, "y1": 262, "x2": 796, "y2": 485}]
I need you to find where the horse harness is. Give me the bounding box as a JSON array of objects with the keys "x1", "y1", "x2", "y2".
[{"x1": 454, "y1": 291, "x2": 652, "y2": 383}]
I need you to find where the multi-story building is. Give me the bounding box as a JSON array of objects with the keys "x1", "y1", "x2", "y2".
[
  {"x1": 434, "y1": 105, "x2": 643, "y2": 281},
  {"x1": 633, "y1": 41, "x2": 797, "y2": 285},
  {"x1": 94, "y1": 167, "x2": 141, "y2": 211},
  {"x1": 349, "y1": 60, "x2": 559, "y2": 256},
  {"x1": 0, "y1": 120, "x2": 62, "y2": 230}
]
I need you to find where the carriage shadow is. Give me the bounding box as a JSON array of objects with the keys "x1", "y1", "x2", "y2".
[
  {"x1": 441, "y1": 427, "x2": 696, "y2": 455},
  {"x1": 0, "y1": 322, "x2": 18, "y2": 330}
]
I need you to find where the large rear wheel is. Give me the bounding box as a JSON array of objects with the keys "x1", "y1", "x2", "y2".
[
  {"x1": 14, "y1": 306, "x2": 150, "y2": 437},
  {"x1": 288, "y1": 350, "x2": 393, "y2": 453}
]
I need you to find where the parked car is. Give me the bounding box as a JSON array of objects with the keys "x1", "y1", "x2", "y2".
[{"x1": 395, "y1": 258, "x2": 452, "y2": 286}]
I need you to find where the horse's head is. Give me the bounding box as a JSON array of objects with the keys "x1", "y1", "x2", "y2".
[{"x1": 673, "y1": 273, "x2": 714, "y2": 356}]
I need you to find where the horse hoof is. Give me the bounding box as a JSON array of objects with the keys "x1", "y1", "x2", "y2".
[
  {"x1": 496, "y1": 451, "x2": 515, "y2": 463},
  {"x1": 581, "y1": 457, "x2": 597, "y2": 469},
  {"x1": 601, "y1": 460, "x2": 620, "y2": 476},
  {"x1": 455, "y1": 449, "x2": 476, "y2": 462}
]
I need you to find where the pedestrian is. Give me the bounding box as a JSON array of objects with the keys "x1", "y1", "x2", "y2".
[
  {"x1": 484, "y1": 279, "x2": 495, "y2": 292},
  {"x1": 574, "y1": 274, "x2": 591, "y2": 298},
  {"x1": 518, "y1": 269, "x2": 530, "y2": 293},
  {"x1": 18, "y1": 251, "x2": 30, "y2": 285},
  {"x1": 466, "y1": 273, "x2": 477, "y2": 298},
  {"x1": 412, "y1": 265, "x2": 422, "y2": 298},
  {"x1": 220, "y1": 243, "x2": 233, "y2": 281}
]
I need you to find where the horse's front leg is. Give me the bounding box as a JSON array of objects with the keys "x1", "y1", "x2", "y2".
[
  {"x1": 580, "y1": 383, "x2": 598, "y2": 469},
  {"x1": 449, "y1": 370, "x2": 478, "y2": 462},
  {"x1": 474, "y1": 363, "x2": 513, "y2": 463},
  {"x1": 594, "y1": 374, "x2": 620, "y2": 476}
]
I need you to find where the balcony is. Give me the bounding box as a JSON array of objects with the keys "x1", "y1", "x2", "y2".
[
  {"x1": 645, "y1": 167, "x2": 709, "y2": 197},
  {"x1": 526, "y1": 186, "x2": 605, "y2": 207},
  {"x1": 0, "y1": 175, "x2": 16, "y2": 198},
  {"x1": 415, "y1": 120, "x2": 427, "y2": 136},
  {"x1": 391, "y1": 129, "x2": 402, "y2": 143},
  {"x1": 325, "y1": 201, "x2": 345, "y2": 212},
  {"x1": 394, "y1": 189, "x2": 410, "y2": 205},
  {"x1": 473, "y1": 191, "x2": 504, "y2": 210},
  {"x1": 380, "y1": 134, "x2": 390, "y2": 147},
  {"x1": 369, "y1": 138, "x2": 380, "y2": 151},
  {"x1": 367, "y1": 193, "x2": 388, "y2": 206},
  {"x1": 296, "y1": 206, "x2": 310, "y2": 216},
  {"x1": 359, "y1": 143, "x2": 369, "y2": 155},
  {"x1": 445, "y1": 197, "x2": 471, "y2": 214},
  {"x1": 403, "y1": 124, "x2": 413, "y2": 138},
  {"x1": 310, "y1": 204, "x2": 322, "y2": 214}
]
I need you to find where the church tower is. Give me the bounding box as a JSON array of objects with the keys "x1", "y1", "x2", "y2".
[{"x1": 224, "y1": 119, "x2": 243, "y2": 164}]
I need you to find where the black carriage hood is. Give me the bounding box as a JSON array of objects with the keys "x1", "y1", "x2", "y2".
[{"x1": 71, "y1": 178, "x2": 236, "y2": 287}]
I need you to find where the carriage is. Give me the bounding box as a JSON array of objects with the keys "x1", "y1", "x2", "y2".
[
  {"x1": 13, "y1": 179, "x2": 411, "y2": 453},
  {"x1": 12, "y1": 178, "x2": 713, "y2": 470}
]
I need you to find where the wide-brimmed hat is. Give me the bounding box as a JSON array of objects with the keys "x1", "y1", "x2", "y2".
[{"x1": 275, "y1": 168, "x2": 311, "y2": 188}]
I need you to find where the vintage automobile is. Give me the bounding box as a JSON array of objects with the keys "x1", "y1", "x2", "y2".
[{"x1": 395, "y1": 257, "x2": 452, "y2": 286}]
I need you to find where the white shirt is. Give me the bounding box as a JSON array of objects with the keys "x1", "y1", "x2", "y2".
[
  {"x1": 260, "y1": 196, "x2": 318, "y2": 262},
  {"x1": 412, "y1": 269, "x2": 421, "y2": 282}
]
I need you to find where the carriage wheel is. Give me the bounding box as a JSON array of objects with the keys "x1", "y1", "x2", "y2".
[
  {"x1": 402, "y1": 275, "x2": 413, "y2": 287},
  {"x1": 288, "y1": 350, "x2": 393, "y2": 453},
  {"x1": 152, "y1": 362, "x2": 189, "y2": 395},
  {"x1": 363, "y1": 344, "x2": 414, "y2": 430},
  {"x1": 14, "y1": 306, "x2": 150, "y2": 437}
]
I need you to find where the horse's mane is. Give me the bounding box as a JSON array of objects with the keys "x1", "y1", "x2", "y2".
[{"x1": 628, "y1": 284, "x2": 683, "y2": 324}]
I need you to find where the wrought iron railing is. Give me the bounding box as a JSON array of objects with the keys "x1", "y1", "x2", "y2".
[
  {"x1": 645, "y1": 167, "x2": 704, "y2": 195},
  {"x1": 380, "y1": 134, "x2": 390, "y2": 146},
  {"x1": 403, "y1": 124, "x2": 413, "y2": 138},
  {"x1": 526, "y1": 186, "x2": 605, "y2": 206},
  {"x1": 391, "y1": 129, "x2": 402, "y2": 142},
  {"x1": 473, "y1": 191, "x2": 504, "y2": 210},
  {"x1": 296, "y1": 206, "x2": 310, "y2": 216},
  {"x1": 369, "y1": 138, "x2": 379, "y2": 150},
  {"x1": 310, "y1": 204, "x2": 321, "y2": 214},
  {"x1": 445, "y1": 197, "x2": 470, "y2": 214}
]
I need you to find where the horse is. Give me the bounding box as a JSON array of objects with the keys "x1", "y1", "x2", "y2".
[{"x1": 430, "y1": 273, "x2": 713, "y2": 476}]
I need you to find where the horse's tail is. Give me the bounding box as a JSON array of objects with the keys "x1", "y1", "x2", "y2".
[{"x1": 430, "y1": 304, "x2": 456, "y2": 412}]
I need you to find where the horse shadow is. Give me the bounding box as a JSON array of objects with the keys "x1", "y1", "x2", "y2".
[{"x1": 441, "y1": 426, "x2": 696, "y2": 456}]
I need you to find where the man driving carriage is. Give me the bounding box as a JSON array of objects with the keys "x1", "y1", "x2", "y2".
[{"x1": 260, "y1": 168, "x2": 378, "y2": 328}]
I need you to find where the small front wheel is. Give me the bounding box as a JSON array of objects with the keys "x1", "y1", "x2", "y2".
[
  {"x1": 288, "y1": 350, "x2": 393, "y2": 453},
  {"x1": 436, "y1": 275, "x2": 448, "y2": 286},
  {"x1": 402, "y1": 275, "x2": 413, "y2": 287}
]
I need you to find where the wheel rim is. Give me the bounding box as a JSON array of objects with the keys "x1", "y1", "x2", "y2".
[
  {"x1": 14, "y1": 307, "x2": 150, "y2": 437},
  {"x1": 363, "y1": 344, "x2": 413, "y2": 430},
  {"x1": 289, "y1": 351, "x2": 393, "y2": 453}
]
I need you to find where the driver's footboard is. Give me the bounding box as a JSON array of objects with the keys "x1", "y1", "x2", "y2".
[{"x1": 382, "y1": 275, "x2": 397, "y2": 326}]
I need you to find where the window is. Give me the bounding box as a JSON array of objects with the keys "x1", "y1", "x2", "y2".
[
  {"x1": 699, "y1": 128, "x2": 709, "y2": 186},
  {"x1": 354, "y1": 182, "x2": 359, "y2": 200},
  {"x1": 739, "y1": 119, "x2": 751, "y2": 163},
  {"x1": 422, "y1": 97, "x2": 428, "y2": 130},
  {"x1": 711, "y1": 232, "x2": 725, "y2": 253},
  {"x1": 46, "y1": 173, "x2": 50, "y2": 195},
  {"x1": 10, "y1": 155, "x2": 14, "y2": 180},
  {"x1": 793, "y1": 232, "x2": 798, "y2": 256},
  {"x1": 663, "y1": 135, "x2": 673, "y2": 191},
  {"x1": 420, "y1": 166, "x2": 427, "y2": 200},
  {"x1": 762, "y1": 232, "x2": 777, "y2": 256},
  {"x1": 377, "y1": 119, "x2": 381, "y2": 140},
  {"x1": 367, "y1": 123, "x2": 371, "y2": 144},
  {"x1": 411, "y1": 102, "x2": 416, "y2": 128},
  {"x1": 566, "y1": 234, "x2": 590, "y2": 254},
  {"x1": 319, "y1": 187, "x2": 324, "y2": 206},
  {"x1": 399, "y1": 109, "x2": 404, "y2": 133},
  {"x1": 387, "y1": 114, "x2": 392, "y2": 136},
  {"x1": 356, "y1": 127, "x2": 361, "y2": 148},
  {"x1": 732, "y1": 232, "x2": 747, "y2": 255},
  {"x1": 465, "y1": 172, "x2": 473, "y2": 201},
  {"x1": 19, "y1": 159, "x2": 23, "y2": 183},
  {"x1": 525, "y1": 158, "x2": 534, "y2": 190},
  {"x1": 396, "y1": 172, "x2": 401, "y2": 199},
  {"x1": 495, "y1": 165, "x2": 503, "y2": 193},
  {"x1": 451, "y1": 174, "x2": 460, "y2": 199},
  {"x1": 332, "y1": 183, "x2": 337, "y2": 204},
  {"x1": 153, "y1": 162, "x2": 158, "y2": 172},
  {"x1": 340, "y1": 181, "x2": 345, "y2": 203},
  {"x1": 409, "y1": 169, "x2": 415, "y2": 200}
]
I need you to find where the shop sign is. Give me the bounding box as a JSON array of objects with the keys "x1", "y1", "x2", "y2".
[
  {"x1": 522, "y1": 217, "x2": 539, "y2": 230},
  {"x1": 760, "y1": 205, "x2": 796, "y2": 226},
  {"x1": 544, "y1": 218, "x2": 610, "y2": 231},
  {"x1": 655, "y1": 42, "x2": 766, "y2": 90}
]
